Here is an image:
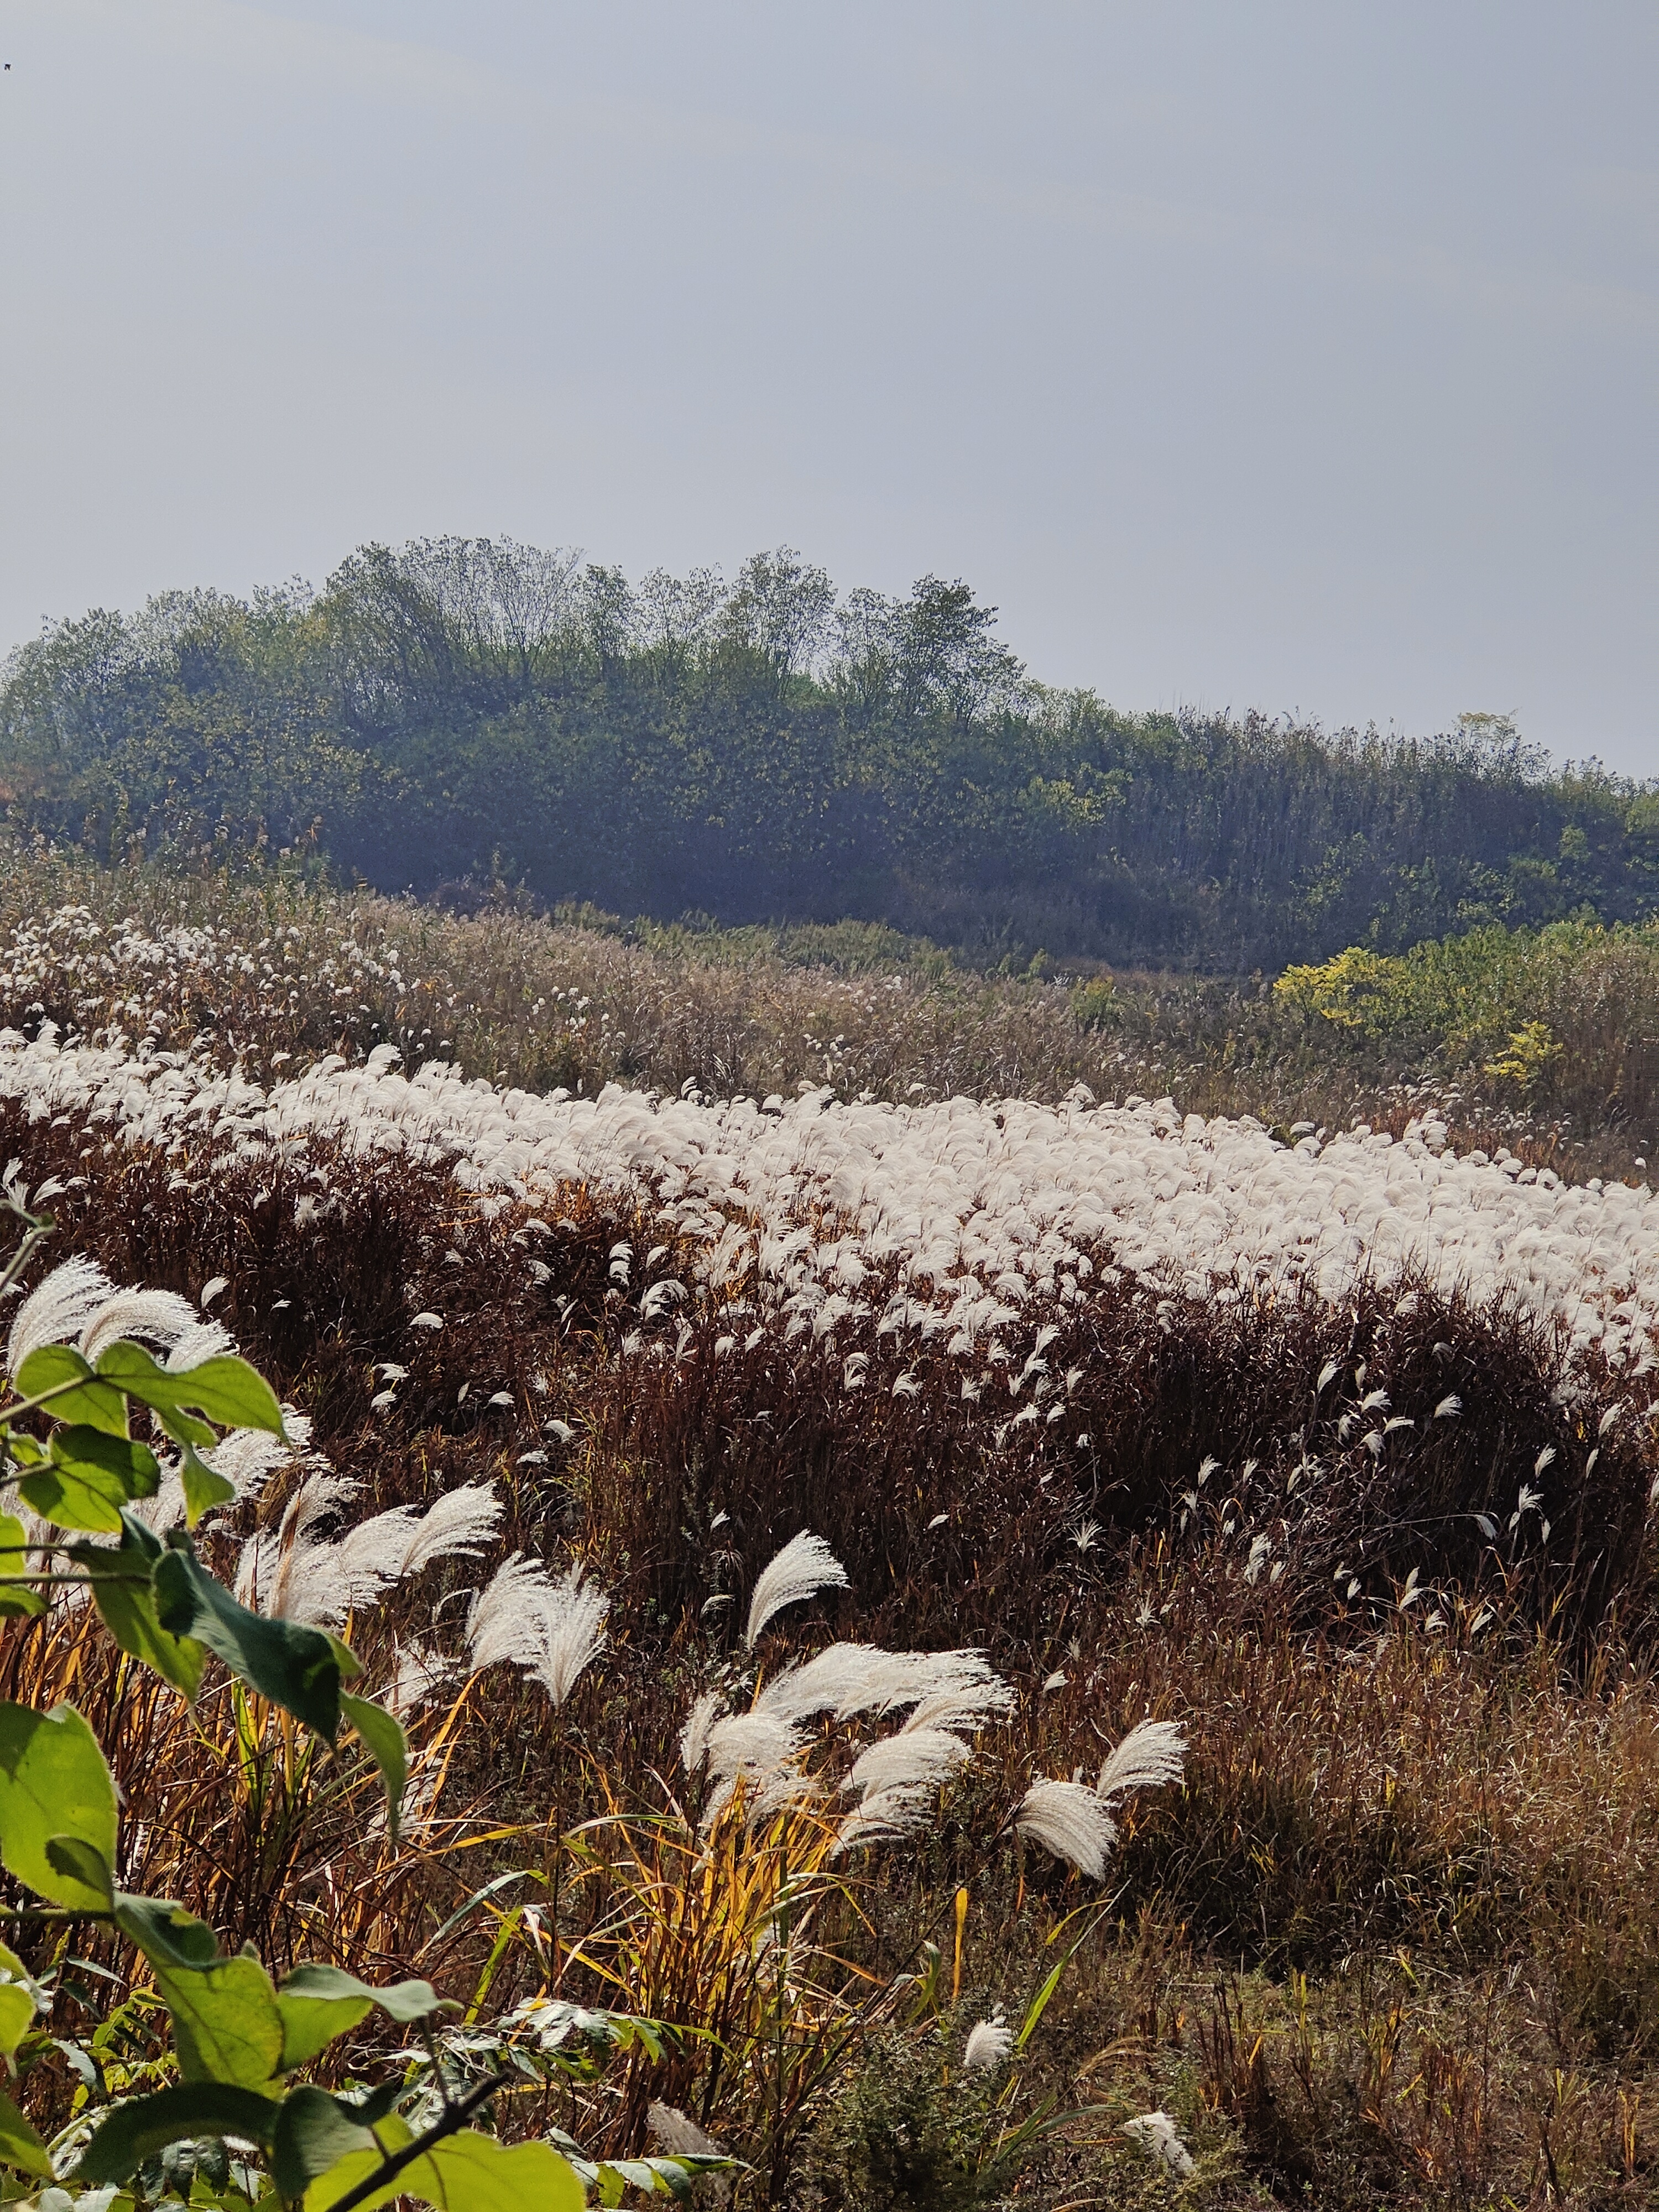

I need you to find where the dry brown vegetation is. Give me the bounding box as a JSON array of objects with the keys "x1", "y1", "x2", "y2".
[
  {"x1": 5, "y1": 849, "x2": 1659, "y2": 2205},
  {"x1": 2, "y1": 1061, "x2": 1658, "y2": 2206}
]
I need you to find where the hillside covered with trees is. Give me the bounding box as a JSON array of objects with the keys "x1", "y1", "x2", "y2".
[{"x1": 2, "y1": 536, "x2": 1655, "y2": 971}]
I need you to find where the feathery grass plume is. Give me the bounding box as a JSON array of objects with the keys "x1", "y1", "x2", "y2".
[
  {"x1": 6, "y1": 1254, "x2": 112, "y2": 1373},
  {"x1": 756, "y1": 1642, "x2": 896, "y2": 1722},
  {"x1": 1014, "y1": 1778, "x2": 1118, "y2": 1880},
  {"x1": 679, "y1": 1688, "x2": 726, "y2": 1775},
  {"x1": 646, "y1": 2104, "x2": 730, "y2": 2206},
  {"x1": 385, "y1": 1640, "x2": 455, "y2": 1719},
  {"x1": 1123, "y1": 2111, "x2": 1194, "y2": 2178},
  {"x1": 162, "y1": 1317, "x2": 237, "y2": 1370},
  {"x1": 830, "y1": 1780, "x2": 937, "y2": 1855},
  {"x1": 745, "y1": 1531, "x2": 849, "y2": 1648},
  {"x1": 698, "y1": 1709, "x2": 803, "y2": 1819},
  {"x1": 239, "y1": 1477, "x2": 503, "y2": 1626},
  {"x1": 77, "y1": 1286, "x2": 203, "y2": 1364},
  {"x1": 532, "y1": 1563, "x2": 611, "y2": 1707},
  {"x1": 844, "y1": 1728, "x2": 971, "y2": 1801},
  {"x1": 1097, "y1": 1717, "x2": 1188, "y2": 1806},
  {"x1": 466, "y1": 1552, "x2": 557, "y2": 1675},
  {"x1": 961, "y1": 2015, "x2": 1013, "y2": 2074},
  {"x1": 900, "y1": 1674, "x2": 1016, "y2": 1735},
  {"x1": 387, "y1": 1481, "x2": 504, "y2": 1574}
]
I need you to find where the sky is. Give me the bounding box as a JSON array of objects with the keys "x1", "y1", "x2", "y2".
[{"x1": 0, "y1": 1, "x2": 1654, "y2": 774}]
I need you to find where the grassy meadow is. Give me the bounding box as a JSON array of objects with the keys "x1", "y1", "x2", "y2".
[{"x1": 3, "y1": 843, "x2": 1659, "y2": 2208}]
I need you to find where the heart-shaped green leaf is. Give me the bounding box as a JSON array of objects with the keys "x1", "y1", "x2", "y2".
[
  {"x1": 69, "y1": 1513, "x2": 206, "y2": 1700},
  {"x1": 0, "y1": 1702, "x2": 116, "y2": 1910},
  {"x1": 13, "y1": 1346, "x2": 127, "y2": 1436},
  {"x1": 0, "y1": 1514, "x2": 44, "y2": 1620},
  {"x1": 153, "y1": 1535, "x2": 342, "y2": 1743},
  {"x1": 305, "y1": 2120, "x2": 585, "y2": 2212},
  {"x1": 95, "y1": 1343, "x2": 285, "y2": 1439},
  {"x1": 19, "y1": 1427, "x2": 161, "y2": 1533},
  {"x1": 276, "y1": 1965, "x2": 442, "y2": 2073},
  {"x1": 0, "y1": 2084, "x2": 52, "y2": 2177},
  {"x1": 75, "y1": 2081, "x2": 280, "y2": 2184},
  {"x1": 272, "y1": 2085, "x2": 403, "y2": 2200}
]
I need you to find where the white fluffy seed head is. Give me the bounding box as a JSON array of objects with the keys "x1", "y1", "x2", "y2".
[
  {"x1": 1095, "y1": 1718, "x2": 1188, "y2": 1806},
  {"x1": 7, "y1": 1255, "x2": 113, "y2": 1374},
  {"x1": 1123, "y1": 2111, "x2": 1194, "y2": 2178},
  {"x1": 961, "y1": 2016, "x2": 1013, "y2": 2074},
  {"x1": 744, "y1": 1531, "x2": 849, "y2": 1648},
  {"x1": 1015, "y1": 1778, "x2": 1118, "y2": 1880}
]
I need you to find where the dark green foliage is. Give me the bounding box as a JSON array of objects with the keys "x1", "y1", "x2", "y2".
[
  {"x1": 4, "y1": 539, "x2": 1655, "y2": 970},
  {"x1": 804, "y1": 2031, "x2": 1016, "y2": 2212}
]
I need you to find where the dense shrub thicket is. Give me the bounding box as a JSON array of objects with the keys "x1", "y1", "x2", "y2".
[{"x1": 3, "y1": 537, "x2": 1656, "y2": 969}]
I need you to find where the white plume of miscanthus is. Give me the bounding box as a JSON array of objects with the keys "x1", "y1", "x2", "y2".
[
  {"x1": 6, "y1": 1255, "x2": 113, "y2": 1374},
  {"x1": 163, "y1": 1318, "x2": 237, "y2": 1371},
  {"x1": 1123, "y1": 2111, "x2": 1195, "y2": 2178},
  {"x1": 961, "y1": 2016, "x2": 1013, "y2": 2074},
  {"x1": 744, "y1": 1531, "x2": 849, "y2": 1648},
  {"x1": 1014, "y1": 1778, "x2": 1118, "y2": 1880},
  {"x1": 1019, "y1": 1718, "x2": 1187, "y2": 1879},
  {"x1": 756, "y1": 1641, "x2": 1009, "y2": 1729},
  {"x1": 831, "y1": 1780, "x2": 937, "y2": 1856},
  {"x1": 77, "y1": 1287, "x2": 206, "y2": 1365},
  {"x1": 757, "y1": 1642, "x2": 897, "y2": 1723},
  {"x1": 241, "y1": 1479, "x2": 504, "y2": 1627},
  {"x1": 899, "y1": 1672, "x2": 1016, "y2": 1735},
  {"x1": 843, "y1": 1726, "x2": 971, "y2": 1802},
  {"x1": 1096, "y1": 1717, "x2": 1188, "y2": 1806},
  {"x1": 694, "y1": 1709, "x2": 806, "y2": 1822},
  {"x1": 465, "y1": 1554, "x2": 609, "y2": 1709}
]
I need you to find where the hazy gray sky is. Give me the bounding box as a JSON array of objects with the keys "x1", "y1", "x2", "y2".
[{"x1": 1, "y1": 2, "x2": 1654, "y2": 771}]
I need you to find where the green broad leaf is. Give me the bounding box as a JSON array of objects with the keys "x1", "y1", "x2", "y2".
[
  {"x1": 0, "y1": 2083, "x2": 53, "y2": 2177},
  {"x1": 94, "y1": 1344, "x2": 285, "y2": 1439},
  {"x1": 0, "y1": 1509, "x2": 45, "y2": 1620},
  {"x1": 0, "y1": 1937, "x2": 46, "y2": 2008},
  {"x1": 75, "y1": 2081, "x2": 280, "y2": 2184},
  {"x1": 275, "y1": 1965, "x2": 440, "y2": 2073},
  {"x1": 0, "y1": 1981, "x2": 35, "y2": 2060},
  {"x1": 1, "y1": 1436, "x2": 45, "y2": 1466},
  {"x1": 306, "y1": 2120, "x2": 585, "y2": 2212},
  {"x1": 177, "y1": 1441, "x2": 236, "y2": 1527},
  {"x1": 18, "y1": 1466, "x2": 123, "y2": 1535},
  {"x1": 18, "y1": 1430, "x2": 156, "y2": 1536},
  {"x1": 56, "y1": 1427, "x2": 160, "y2": 1496},
  {"x1": 13, "y1": 1345, "x2": 127, "y2": 1436},
  {"x1": 600, "y1": 2154, "x2": 732, "y2": 2200},
  {"x1": 0, "y1": 1702, "x2": 116, "y2": 1910},
  {"x1": 324, "y1": 1632, "x2": 363, "y2": 1684},
  {"x1": 156, "y1": 1955, "x2": 285, "y2": 2092},
  {"x1": 69, "y1": 1515, "x2": 206, "y2": 1701},
  {"x1": 341, "y1": 1694, "x2": 407, "y2": 1838},
  {"x1": 46, "y1": 1833, "x2": 114, "y2": 1898},
  {"x1": 270, "y1": 2085, "x2": 403, "y2": 2201},
  {"x1": 152, "y1": 1536, "x2": 342, "y2": 1743},
  {"x1": 154, "y1": 1404, "x2": 220, "y2": 1453},
  {"x1": 113, "y1": 1893, "x2": 220, "y2": 1973},
  {"x1": 111, "y1": 1893, "x2": 284, "y2": 2090},
  {"x1": 274, "y1": 1978, "x2": 372, "y2": 2076}
]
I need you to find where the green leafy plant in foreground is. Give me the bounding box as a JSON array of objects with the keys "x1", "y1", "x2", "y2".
[{"x1": 0, "y1": 1193, "x2": 724, "y2": 2212}]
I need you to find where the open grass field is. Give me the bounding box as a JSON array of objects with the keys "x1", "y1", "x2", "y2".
[{"x1": 3, "y1": 848, "x2": 1659, "y2": 2207}]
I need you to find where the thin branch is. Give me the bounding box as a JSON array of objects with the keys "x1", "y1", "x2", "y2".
[{"x1": 325, "y1": 2070, "x2": 514, "y2": 2212}]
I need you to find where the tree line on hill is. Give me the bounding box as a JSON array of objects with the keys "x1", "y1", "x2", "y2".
[{"x1": 2, "y1": 535, "x2": 1655, "y2": 971}]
